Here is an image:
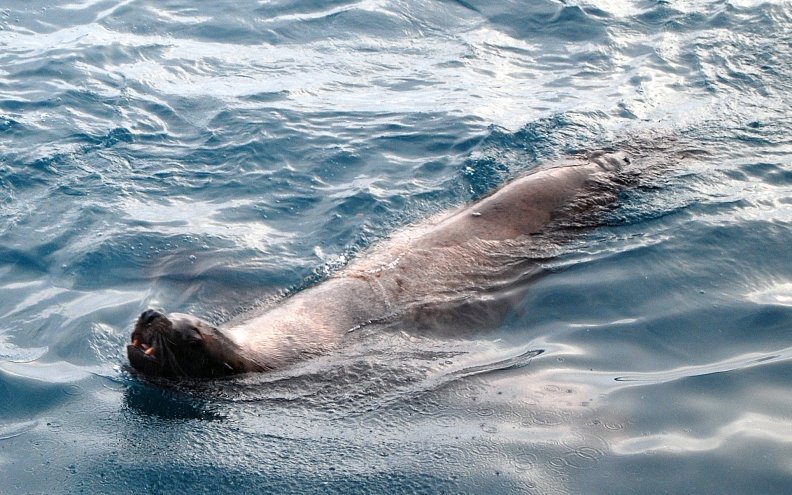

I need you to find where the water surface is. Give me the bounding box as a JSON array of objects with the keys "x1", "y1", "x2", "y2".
[{"x1": 1, "y1": 1, "x2": 791, "y2": 493}]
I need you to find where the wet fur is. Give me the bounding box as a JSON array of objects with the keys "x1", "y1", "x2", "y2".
[{"x1": 128, "y1": 151, "x2": 632, "y2": 379}]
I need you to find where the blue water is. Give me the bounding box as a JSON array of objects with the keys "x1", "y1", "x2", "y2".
[{"x1": 1, "y1": 0, "x2": 791, "y2": 493}]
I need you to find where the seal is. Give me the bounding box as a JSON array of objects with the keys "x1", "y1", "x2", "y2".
[{"x1": 127, "y1": 151, "x2": 630, "y2": 379}]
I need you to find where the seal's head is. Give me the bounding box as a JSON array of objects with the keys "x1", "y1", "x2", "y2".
[{"x1": 127, "y1": 310, "x2": 259, "y2": 379}]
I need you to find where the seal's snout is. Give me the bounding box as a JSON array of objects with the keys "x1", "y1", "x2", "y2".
[
  {"x1": 128, "y1": 309, "x2": 170, "y2": 375},
  {"x1": 140, "y1": 309, "x2": 162, "y2": 325}
]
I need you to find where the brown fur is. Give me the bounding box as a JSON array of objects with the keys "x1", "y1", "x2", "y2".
[{"x1": 128, "y1": 152, "x2": 630, "y2": 379}]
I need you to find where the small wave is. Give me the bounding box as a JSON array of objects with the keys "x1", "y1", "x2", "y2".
[
  {"x1": 613, "y1": 346, "x2": 792, "y2": 385},
  {"x1": 167, "y1": 335, "x2": 542, "y2": 418},
  {"x1": 0, "y1": 333, "x2": 47, "y2": 363}
]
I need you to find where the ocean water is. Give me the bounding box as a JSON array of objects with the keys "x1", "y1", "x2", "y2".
[{"x1": 1, "y1": 0, "x2": 791, "y2": 493}]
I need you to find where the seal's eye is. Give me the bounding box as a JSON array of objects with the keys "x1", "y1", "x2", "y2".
[
  {"x1": 187, "y1": 328, "x2": 203, "y2": 344},
  {"x1": 172, "y1": 322, "x2": 203, "y2": 345}
]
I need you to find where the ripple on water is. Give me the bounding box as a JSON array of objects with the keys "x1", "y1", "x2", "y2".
[{"x1": 0, "y1": 420, "x2": 38, "y2": 441}]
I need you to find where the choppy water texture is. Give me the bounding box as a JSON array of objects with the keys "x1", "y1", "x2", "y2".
[{"x1": 1, "y1": 0, "x2": 791, "y2": 493}]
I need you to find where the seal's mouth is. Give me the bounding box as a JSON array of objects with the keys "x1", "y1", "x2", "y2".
[
  {"x1": 127, "y1": 309, "x2": 168, "y2": 375},
  {"x1": 127, "y1": 339, "x2": 161, "y2": 375},
  {"x1": 130, "y1": 337, "x2": 156, "y2": 356}
]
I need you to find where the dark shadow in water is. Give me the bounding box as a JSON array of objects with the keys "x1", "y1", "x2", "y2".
[
  {"x1": 122, "y1": 371, "x2": 226, "y2": 421},
  {"x1": 74, "y1": 456, "x2": 530, "y2": 495}
]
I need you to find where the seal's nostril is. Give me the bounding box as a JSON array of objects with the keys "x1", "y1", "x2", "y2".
[{"x1": 140, "y1": 309, "x2": 161, "y2": 324}]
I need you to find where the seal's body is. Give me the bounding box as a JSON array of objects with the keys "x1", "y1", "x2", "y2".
[{"x1": 127, "y1": 152, "x2": 630, "y2": 378}]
